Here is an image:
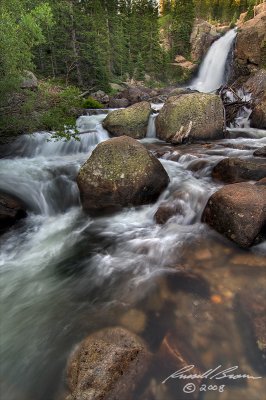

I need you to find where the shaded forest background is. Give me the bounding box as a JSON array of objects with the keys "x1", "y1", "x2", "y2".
[{"x1": 0, "y1": 0, "x2": 264, "y2": 138}]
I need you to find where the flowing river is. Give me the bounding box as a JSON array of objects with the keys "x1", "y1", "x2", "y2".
[
  {"x1": 1, "y1": 115, "x2": 266, "y2": 399},
  {"x1": 1, "y1": 29, "x2": 266, "y2": 400}
]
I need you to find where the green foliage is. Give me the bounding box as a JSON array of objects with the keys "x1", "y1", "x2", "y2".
[{"x1": 82, "y1": 97, "x2": 104, "y2": 109}]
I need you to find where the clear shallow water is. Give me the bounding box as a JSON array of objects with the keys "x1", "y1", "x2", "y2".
[{"x1": 0, "y1": 116, "x2": 266, "y2": 400}]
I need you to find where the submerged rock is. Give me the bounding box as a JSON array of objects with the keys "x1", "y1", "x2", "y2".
[
  {"x1": 65, "y1": 327, "x2": 150, "y2": 400},
  {"x1": 202, "y1": 183, "x2": 266, "y2": 248},
  {"x1": 119, "y1": 309, "x2": 147, "y2": 334},
  {"x1": 0, "y1": 192, "x2": 27, "y2": 234},
  {"x1": 155, "y1": 204, "x2": 181, "y2": 225},
  {"x1": 77, "y1": 136, "x2": 169, "y2": 213},
  {"x1": 212, "y1": 157, "x2": 266, "y2": 183},
  {"x1": 236, "y1": 288, "x2": 266, "y2": 371},
  {"x1": 156, "y1": 93, "x2": 224, "y2": 144},
  {"x1": 158, "y1": 332, "x2": 202, "y2": 400},
  {"x1": 102, "y1": 101, "x2": 151, "y2": 139}
]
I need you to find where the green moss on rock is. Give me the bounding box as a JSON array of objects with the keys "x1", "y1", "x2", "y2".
[
  {"x1": 77, "y1": 136, "x2": 169, "y2": 212},
  {"x1": 102, "y1": 101, "x2": 151, "y2": 139},
  {"x1": 156, "y1": 93, "x2": 224, "y2": 144}
]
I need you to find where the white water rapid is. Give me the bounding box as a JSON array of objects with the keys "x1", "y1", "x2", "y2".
[
  {"x1": 1, "y1": 108, "x2": 266, "y2": 400},
  {"x1": 190, "y1": 29, "x2": 237, "y2": 93}
]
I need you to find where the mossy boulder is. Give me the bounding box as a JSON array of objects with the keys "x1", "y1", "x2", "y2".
[
  {"x1": 77, "y1": 136, "x2": 169, "y2": 213},
  {"x1": 102, "y1": 101, "x2": 151, "y2": 139},
  {"x1": 156, "y1": 93, "x2": 224, "y2": 144}
]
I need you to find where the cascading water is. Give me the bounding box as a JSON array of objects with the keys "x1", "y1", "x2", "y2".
[
  {"x1": 1, "y1": 105, "x2": 266, "y2": 398},
  {"x1": 190, "y1": 29, "x2": 237, "y2": 93}
]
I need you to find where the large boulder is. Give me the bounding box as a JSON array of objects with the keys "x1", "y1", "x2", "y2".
[
  {"x1": 0, "y1": 192, "x2": 27, "y2": 234},
  {"x1": 65, "y1": 327, "x2": 150, "y2": 400},
  {"x1": 190, "y1": 20, "x2": 220, "y2": 62},
  {"x1": 212, "y1": 157, "x2": 266, "y2": 183},
  {"x1": 102, "y1": 101, "x2": 151, "y2": 139},
  {"x1": 20, "y1": 71, "x2": 38, "y2": 90},
  {"x1": 202, "y1": 183, "x2": 266, "y2": 248},
  {"x1": 235, "y1": 10, "x2": 266, "y2": 67},
  {"x1": 77, "y1": 136, "x2": 169, "y2": 213},
  {"x1": 156, "y1": 93, "x2": 224, "y2": 144}
]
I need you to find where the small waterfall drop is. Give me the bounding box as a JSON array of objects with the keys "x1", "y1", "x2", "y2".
[
  {"x1": 146, "y1": 113, "x2": 158, "y2": 138},
  {"x1": 190, "y1": 29, "x2": 237, "y2": 93}
]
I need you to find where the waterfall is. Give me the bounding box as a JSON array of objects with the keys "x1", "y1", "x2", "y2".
[
  {"x1": 190, "y1": 29, "x2": 237, "y2": 93},
  {"x1": 146, "y1": 113, "x2": 158, "y2": 138}
]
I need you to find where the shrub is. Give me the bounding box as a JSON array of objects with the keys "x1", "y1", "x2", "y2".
[{"x1": 83, "y1": 96, "x2": 104, "y2": 109}]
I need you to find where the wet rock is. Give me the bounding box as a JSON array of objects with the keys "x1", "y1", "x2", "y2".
[
  {"x1": 236, "y1": 288, "x2": 266, "y2": 372},
  {"x1": 103, "y1": 101, "x2": 151, "y2": 139},
  {"x1": 77, "y1": 136, "x2": 169, "y2": 213},
  {"x1": 154, "y1": 203, "x2": 183, "y2": 225},
  {"x1": 119, "y1": 309, "x2": 147, "y2": 334},
  {"x1": 231, "y1": 254, "x2": 266, "y2": 268},
  {"x1": 244, "y1": 70, "x2": 266, "y2": 129},
  {"x1": 254, "y1": 147, "x2": 266, "y2": 158},
  {"x1": 256, "y1": 177, "x2": 266, "y2": 186},
  {"x1": 109, "y1": 97, "x2": 129, "y2": 108},
  {"x1": 212, "y1": 157, "x2": 266, "y2": 183},
  {"x1": 65, "y1": 327, "x2": 150, "y2": 400},
  {"x1": 156, "y1": 93, "x2": 224, "y2": 144},
  {"x1": 202, "y1": 183, "x2": 266, "y2": 248},
  {"x1": 0, "y1": 192, "x2": 27, "y2": 234}
]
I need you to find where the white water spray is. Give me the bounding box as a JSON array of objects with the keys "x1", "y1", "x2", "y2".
[{"x1": 190, "y1": 29, "x2": 237, "y2": 93}]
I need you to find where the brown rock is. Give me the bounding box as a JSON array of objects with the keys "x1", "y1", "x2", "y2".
[
  {"x1": 231, "y1": 254, "x2": 266, "y2": 268},
  {"x1": 256, "y1": 177, "x2": 266, "y2": 186},
  {"x1": 116, "y1": 86, "x2": 150, "y2": 105},
  {"x1": 119, "y1": 309, "x2": 147, "y2": 334},
  {"x1": 236, "y1": 288, "x2": 266, "y2": 370},
  {"x1": 0, "y1": 192, "x2": 27, "y2": 234},
  {"x1": 202, "y1": 183, "x2": 266, "y2": 248},
  {"x1": 109, "y1": 98, "x2": 129, "y2": 108},
  {"x1": 65, "y1": 327, "x2": 150, "y2": 400},
  {"x1": 158, "y1": 332, "x2": 202, "y2": 400},
  {"x1": 235, "y1": 11, "x2": 266, "y2": 66},
  {"x1": 77, "y1": 136, "x2": 169, "y2": 213},
  {"x1": 212, "y1": 157, "x2": 266, "y2": 183},
  {"x1": 254, "y1": 147, "x2": 266, "y2": 158},
  {"x1": 155, "y1": 203, "x2": 183, "y2": 225}
]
